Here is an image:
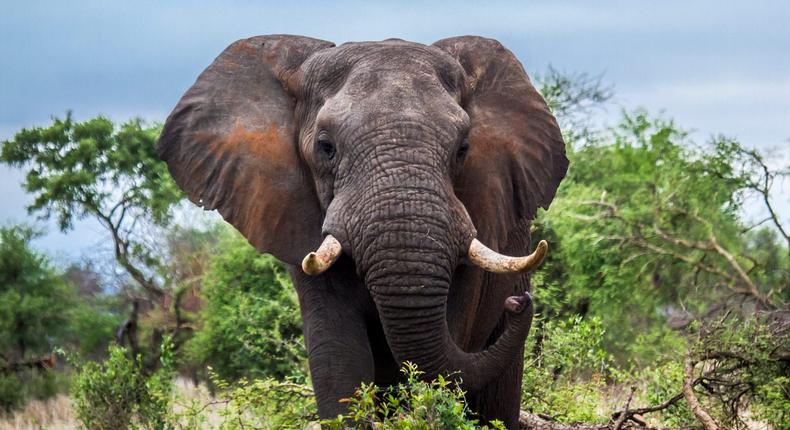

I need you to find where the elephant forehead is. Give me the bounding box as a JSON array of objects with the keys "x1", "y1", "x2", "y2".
[{"x1": 300, "y1": 40, "x2": 465, "y2": 98}]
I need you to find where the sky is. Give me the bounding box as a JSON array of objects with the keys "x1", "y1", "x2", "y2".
[{"x1": 1, "y1": 0, "x2": 789, "y2": 262}]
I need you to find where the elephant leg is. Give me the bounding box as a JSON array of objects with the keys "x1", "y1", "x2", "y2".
[{"x1": 288, "y1": 265, "x2": 375, "y2": 419}]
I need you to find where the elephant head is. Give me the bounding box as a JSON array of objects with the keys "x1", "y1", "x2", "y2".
[{"x1": 158, "y1": 35, "x2": 567, "y2": 390}]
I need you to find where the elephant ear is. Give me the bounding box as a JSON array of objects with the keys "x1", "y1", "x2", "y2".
[
  {"x1": 433, "y1": 36, "x2": 568, "y2": 249},
  {"x1": 158, "y1": 35, "x2": 334, "y2": 265}
]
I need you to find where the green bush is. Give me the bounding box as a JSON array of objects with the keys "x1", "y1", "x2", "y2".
[
  {"x1": 754, "y1": 376, "x2": 790, "y2": 429},
  {"x1": 0, "y1": 225, "x2": 74, "y2": 410},
  {"x1": 189, "y1": 371, "x2": 317, "y2": 430},
  {"x1": 690, "y1": 316, "x2": 789, "y2": 429},
  {"x1": 168, "y1": 363, "x2": 501, "y2": 430},
  {"x1": 325, "y1": 362, "x2": 505, "y2": 430},
  {"x1": 521, "y1": 315, "x2": 612, "y2": 424},
  {"x1": 186, "y1": 228, "x2": 306, "y2": 382},
  {"x1": 71, "y1": 339, "x2": 174, "y2": 430},
  {"x1": 637, "y1": 360, "x2": 695, "y2": 427}
]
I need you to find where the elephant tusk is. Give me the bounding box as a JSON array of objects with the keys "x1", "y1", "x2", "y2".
[
  {"x1": 467, "y1": 238, "x2": 548, "y2": 274},
  {"x1": 302, "y1": 235, "x2": 343, "y2": 276}
]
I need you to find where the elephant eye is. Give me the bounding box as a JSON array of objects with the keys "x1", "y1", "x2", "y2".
[
  {"x1": 456, "y1": 138, "x2": 470, "y2": 161},
  {"x1": 317, "y1": 137, "x2": 336, "y2": 160}
]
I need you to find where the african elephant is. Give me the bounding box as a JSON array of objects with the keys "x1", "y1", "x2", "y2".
[{"x1": 157, "y1": 34, "x2": 567, "y2": 428}]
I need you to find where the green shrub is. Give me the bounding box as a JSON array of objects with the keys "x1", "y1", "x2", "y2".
[
  {"x1": 200, "y1": 371, "x2": 317, "y2": 430},
  {"x1": 186, "y1": 228, "x2": 306, "y2": 382},
  {"x1": 0, "y1": 374, "x2": 24, "y2": 412},
  {"x1": 0, "y1": 225, "x2": 75, "y2": 410},
  {"x1": 754, "y1": 375, "x2": 790, "y2": 429},
  {"x1": 170, "y1": 363, "x2": 501, "y2": 430},
  {"x1": 689, "y1": 316, "x2": 789, "y2": 429},
  {"x1": 324, "y1": 362, "x2": 504, "y2": 430},
  {"x1": 71, "y1": 339, "x2": 174, "y2": 430},
  {"x1": 635, "y1": 360, "x2": 695, "y2": 427},
  {"x1": 521, "y1": 315, "x2": 612, "y2": 424}
]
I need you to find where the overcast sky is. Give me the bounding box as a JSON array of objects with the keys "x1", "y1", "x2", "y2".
[{"x1": 2, "y1": 1, "x2": 788, "y2": 261}]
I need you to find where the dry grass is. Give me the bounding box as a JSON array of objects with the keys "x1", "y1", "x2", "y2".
[
  {"x1": 0, "y1": 379, "x2": 224, "y2": 430},
  {"x1": 0, "y1": 395, "x2": 76, "y2": 430}
]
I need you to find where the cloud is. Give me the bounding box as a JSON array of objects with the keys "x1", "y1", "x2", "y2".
[{"x1": 2, "y1": 0, "x2": 789, "y2": 255}]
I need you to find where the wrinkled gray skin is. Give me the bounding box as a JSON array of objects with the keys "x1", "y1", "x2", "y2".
[{"x1": 158, "y1": 35, "x2": 567, "y2": 428}]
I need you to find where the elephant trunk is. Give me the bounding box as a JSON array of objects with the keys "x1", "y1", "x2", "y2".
[
  {"x1": 354, "y1": 190, "x2": 535, "y2": 392},
  {"x1": 365, "y1": 237, "x2": 534, "y2": 391}
]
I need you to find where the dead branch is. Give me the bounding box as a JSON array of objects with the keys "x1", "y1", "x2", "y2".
[
  {"x1": 683, "y1": 356, "x2": 725, "y2": 430},
  {"x1": 707, "y1": 235, "x2": 773, "y2": 310},
  {"x1": 612, "y1": 387, "x2": 636, "y2": 430},
  {"x1": 519, "y1": 370, "x2": 725, "y2": 430},
  {"x1": 519, "y1": 411, "x2": 611, "y2": 430}
]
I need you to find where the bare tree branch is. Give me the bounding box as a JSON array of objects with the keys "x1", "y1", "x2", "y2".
[{"x1": 683, "y1": 356, "x2": 725, "y2": 430}]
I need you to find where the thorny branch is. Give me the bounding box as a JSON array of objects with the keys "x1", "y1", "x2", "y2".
[{"x1": 573, "y1": 199, "x2": 778, "y2": 310}]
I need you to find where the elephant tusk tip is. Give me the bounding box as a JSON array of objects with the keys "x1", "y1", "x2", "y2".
[
  {"x1": 514, "y1": 239, "x2": 548, "y2": 274},
  {"x1": 302, "y1": 235, "x2": 343, "y2": 276},
  {"x1": 531, "y1": 240, "x2": 549, "y2": 264},
  {"x1": 302, "y1": 252, "x2": 320, "y2": 276}
]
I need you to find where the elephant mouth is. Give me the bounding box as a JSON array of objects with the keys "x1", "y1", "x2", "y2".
[{"x1": 302, "y1": 233, "x2": 547, "y2": 277}]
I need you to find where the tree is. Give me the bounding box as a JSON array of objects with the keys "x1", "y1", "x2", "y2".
[
  {"x1": 1, "y1": 113, "x2": 185, "y2": 365},
  {"x1": 0, "y1": 224, "x2": 120, "y2": 411},
  {"x1": 0, "y1": 225, "x2": 71, "y2": 367},
  {"x1": 544, "y1": 112, "x2": 786, "y2": 323},
  {"x1": 536, "y1": 66, "x2": 612, "y2": 146},
  {"x1": 1, "y1": 112, "x2": 181, "y2": 297}
]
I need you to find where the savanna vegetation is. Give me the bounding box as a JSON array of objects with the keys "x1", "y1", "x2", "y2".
[{"x1": 0, "y1": 70, "x2": 786, "y2": 429}]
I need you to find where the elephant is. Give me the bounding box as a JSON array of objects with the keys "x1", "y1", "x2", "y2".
[{"x1": 157, "y1": 34, "x2": 568, "y2": 428}]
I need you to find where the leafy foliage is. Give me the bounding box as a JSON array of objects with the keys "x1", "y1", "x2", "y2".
[
  {"x1": 0, "y1": 225, "x2": 120, "y2": 411},
  {"x1": 534, "y1": 111, "x2": 787, "y2": 358},
  {"x1": 186, "y1": 227, "x2": 307, "y2": 382},
  {"x1": 196, "y1": 371, "x2": 317, "y2": 430},
  {"x1": 522, "y1": 315, "x2": 612, "y2": 423},
  {"x1": 1, "y1": 113, "x2": 186, "y2": 367},
  {"x1": 167, "y1": 363, "x2": 500, "y2": 430},
  {"x1": 524, "y1": 107, "x2": 788, "y2": 428},
  {"x1": 71, "y1": 338, "x2": 175, "y2": 430},
  {"x1": 324, "y1": 362, "x2": 504, "y2": 429},
  {"x1": 1, "y1": 112, "x2": 180, "y2": 231},
  {"x1": 685, "y1": 315, "x2": 789, "y2": 429},
  {"x1": 0, "y1": 226, "x2": 73, "y2": 363}
]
